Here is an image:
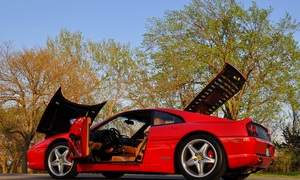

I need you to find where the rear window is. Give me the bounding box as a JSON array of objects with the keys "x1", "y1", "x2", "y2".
[
  {"x1": 152, "y1": 111, "x2": 183, "y2": 126},
  {"x1": 256, "y1": 124, "x2": 271, "y2": 141}
]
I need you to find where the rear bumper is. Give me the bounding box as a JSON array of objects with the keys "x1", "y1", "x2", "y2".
[
  {"x1": 221, "y1": 137, "x2": 275, "y2": 170},
  {"x1": 227, "y1": 153, "x2": 273, "y2": 170}
]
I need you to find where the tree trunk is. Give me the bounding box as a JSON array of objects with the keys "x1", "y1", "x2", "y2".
[
  {"x1": 20, "y1": 140, "x2": 31, "y2": 173},
  {"x1": 2, "y1": 157, "x2": 8, "y2": 173},
  {"x1": 0, "y1": 163, "x2": 3, "y2": 173},
  {"x1": 12, "y1": 157, "x2": 21, "y2": 173},
  {"x1": 223, "y1": 103, "x2": 233, "y2": 119}
]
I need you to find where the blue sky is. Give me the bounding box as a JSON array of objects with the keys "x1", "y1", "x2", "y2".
[{"x1": 0, "y1": 0, "x2": 299, "y2": 49}]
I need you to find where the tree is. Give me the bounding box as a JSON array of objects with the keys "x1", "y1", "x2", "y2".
[
  {"x1": 88, "y1": 40, "x2": 137, "y2": 118},
  {"x1": 0, "y1": 108, "x2": 23, "y2": 173},
  {"x1": 141, "y1": 0, "x2": 300, "y2": 122},
  {"x1": 0, "y1": 39, "x2": 100, "y2": 172},
  {"x1": 279, "y1": 90, "x2": 300, "y2": 171},
  {"x1": 46, "y1": 30, "x2": 100, "y2": 102},
  {"x1": 47, "y1": 31, "x2": 139, "y2": 119},
  {"x1": 282, "y1": 107, "x2": 300, "y2": 150}
]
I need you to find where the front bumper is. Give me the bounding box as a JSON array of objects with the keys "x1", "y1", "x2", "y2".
[{"x1": 27, "y1": 145, "x2": 47, "y2": 170}]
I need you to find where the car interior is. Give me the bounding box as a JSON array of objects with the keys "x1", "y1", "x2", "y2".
[{"x1": 87, "y1": 110, "x2": 152, "y2": 163}]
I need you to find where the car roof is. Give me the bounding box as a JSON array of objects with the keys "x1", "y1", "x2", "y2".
[
  {"x1": 91, "y1": 107, "x2": 233, "y2": 130},
  {"x1": 127, "y1": 107, "x2": 233, "y2": 123}
]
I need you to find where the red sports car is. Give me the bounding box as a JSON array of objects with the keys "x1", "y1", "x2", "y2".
[{"x1": 27, "y1": 63, "x2": 275, "y2": 180}]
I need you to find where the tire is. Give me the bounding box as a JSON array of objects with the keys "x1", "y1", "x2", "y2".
[
  {"x1": 176, "y1": 134, "x2": 226, "y2": 180},
  {"x1": 45, "y1": 141, "x2": 77, "y2": 179},
  {"x1": 102, "y1": 172, "x2": 124, "y2": 179},
  {"x1": 222, "y1": 174, "x2": 250, "y2": 180}
]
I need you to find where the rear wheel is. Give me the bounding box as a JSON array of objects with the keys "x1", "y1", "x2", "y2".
[
  {"x1": 102, "y1": 172, "x2": 124, "y2": 179},
  {"x1": 176, "y1": 134, "x2": 226, "y2": 180},
  {"x1": 45, "y1": 142, "x2": 77, "y2": 179}
]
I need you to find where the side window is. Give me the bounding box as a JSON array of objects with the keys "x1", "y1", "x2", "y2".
[
  {"x1": 99, "y1": 116, "x2": 145, "y2": 138},
  {"x1": 152, "y1": 111, "x2": 183, "y2": 126}
]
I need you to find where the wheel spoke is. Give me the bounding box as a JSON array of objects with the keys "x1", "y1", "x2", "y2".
[
  {"x1": 187, "y1": 144, "x2": 198, "y2": 156},
  {"x1": 196, "y1": 162, "x2": 204, "y2": 175},
  {"x1": 54, "y1": 149, "x2": 61, "y2": 159},
  {"x1": 58, "y1": 164, "x2": 64, "y2": 175},
  {"x1": 62, "y1": 149, "x2": 70, "y2": 162},
  {"x1": 204, "y1": 157, "x2": 215, "y2": 164},
  {"x1": 50, "y1": 159, "x2": 59, "y2": 166},
  {"x1": 63, "y1": 161, "x2": 73, "y2": 166},
  {"x1": 62, "y1": 149, "x2": 69, "y2": 158},
  {"x1": 185, "y1": 158, "x2": 195, "y2": 167},
  {"x1": 199, "y1": 143, "x2": 209, "y2": 154}
]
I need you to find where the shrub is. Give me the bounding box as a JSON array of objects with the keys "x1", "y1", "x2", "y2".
[{"x1": 266, "y1": 148, "x2": 297, "y2": 174}]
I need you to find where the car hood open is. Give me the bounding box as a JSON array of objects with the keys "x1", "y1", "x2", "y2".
[
  {"x1": 36, "y1": 88, "x2": 106, "y2": 136},
  {"x1": 184, "y1": 63, "x2": 246, "y2": 115}
]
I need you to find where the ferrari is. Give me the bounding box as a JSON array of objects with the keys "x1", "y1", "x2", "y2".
[{"x1": 27, "y1": 63, "x2": 275, "y2": 180}]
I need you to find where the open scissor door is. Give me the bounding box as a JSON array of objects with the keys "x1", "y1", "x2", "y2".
[
  {"x1": 69, "y1": 117, "x2": 91, "y2": 158},
  {"x1": 184, "y1": 63, "x2": 246, "y2": 115}
]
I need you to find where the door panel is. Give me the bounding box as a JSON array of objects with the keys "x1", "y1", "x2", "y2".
[{"x1": 69, "y1": 117, "x2": 91, "y2": 158}]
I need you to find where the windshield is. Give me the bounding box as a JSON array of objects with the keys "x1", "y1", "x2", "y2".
[{"x1": 98, "y1": 116, "x2": 145, "y2": 138}]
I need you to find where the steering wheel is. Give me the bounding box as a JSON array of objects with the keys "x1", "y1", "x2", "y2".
[
  {"x1": 109, "y1": 128, "x2": 121, "y2": 137},
  {"x1": 108, "y1": 128, "x2": 122, "y2": 148}
]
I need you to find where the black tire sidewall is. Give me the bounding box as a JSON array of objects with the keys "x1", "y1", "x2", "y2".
[
  {"x1": 176, "y1": 134, "x2": 226, "y2": 180},
  {"x1": 45, "y1": 141, "x2": 77, "y2": 179}
]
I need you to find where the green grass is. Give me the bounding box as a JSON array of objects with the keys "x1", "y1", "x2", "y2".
[{"x1": 251, "y1": 171, "x2": 300, "y2": 178}]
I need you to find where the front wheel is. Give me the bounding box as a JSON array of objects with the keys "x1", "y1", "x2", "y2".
[
  {"x1": 176, "y1": 134, "x2": 226, "y2": 180},
  {"x1": 45, "y1": 142, "x2": 77, "y2": 179},
  {"x1": 102, "y1": 172, "x2": 124, "y2": 179}
]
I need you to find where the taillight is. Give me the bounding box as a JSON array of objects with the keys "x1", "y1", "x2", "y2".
[
  {"x1": 247, "y1": 123, "x2": 257, "y2": 137},
  {"x1": 247, "y1": 122, "x2": 271, "y2": 141}
]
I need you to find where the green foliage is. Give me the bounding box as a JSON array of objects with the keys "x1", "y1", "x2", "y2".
[
  {"x1": 88, "y1": 39, "x2": 137, "y2": 117},
  {"x1": 142, "y1": 0, "x2": 300, "y2": 121},
  {"x1": 46, "y1": 30, "x2": 101, "y2": 103}
]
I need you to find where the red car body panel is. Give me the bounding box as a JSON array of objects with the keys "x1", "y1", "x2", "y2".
[
  {"x1": 27, "y1": 133, "x2": 69, "y2": 170},
  {"x1": 27, "y1": 108, "x2": 275, "y2": 174}
]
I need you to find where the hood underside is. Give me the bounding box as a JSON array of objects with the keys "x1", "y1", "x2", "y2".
[
  {"x1": 36, "y1": 88, "x2": 106, "y2": 136},
  {"x1": 184, "y1": 63, "x2": 246, "y2": 115}
]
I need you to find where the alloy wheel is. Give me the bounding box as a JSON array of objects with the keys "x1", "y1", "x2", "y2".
[
  {"x1": 47, "y1": 145, "x2": 74, "y2": 177},
  {"x1": 181, "y1": 139, "x2": 217, "y2": 178}
]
